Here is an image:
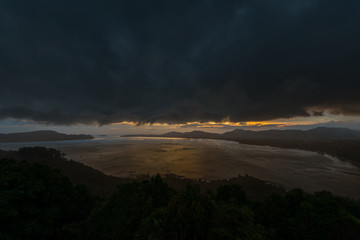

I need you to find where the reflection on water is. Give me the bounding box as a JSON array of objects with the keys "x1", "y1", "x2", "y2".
[{"x1": 1, "y1": 136, "x2": 360, "y2": 198}]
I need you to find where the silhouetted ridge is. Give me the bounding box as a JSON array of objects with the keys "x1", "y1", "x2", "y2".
[
  {"x1": 162, "y1": 130, "x2": 220, "y2": 138},
  {"x1": 305, "y1": 127, "x2": 360, "y2": 138},
  {"x1": 221, "y1": 127, "x2": 360, "y2": 140},
  {"x1": 0, "y1": 147, "x2": 127, "y2": 196},
  {"x1": 0, "y1": 130, "x2": 94, "y2": 142},
  {"x1": 125, "y1": 127, "x2": 360, "y2": 140}
]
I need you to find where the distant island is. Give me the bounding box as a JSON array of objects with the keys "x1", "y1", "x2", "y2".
[
  {"x1": 0, "y1": 130, "x2": 94, "y2": 143},
  {"x1": 124, "y1": 127, "x2": 360, "y2": 167}
]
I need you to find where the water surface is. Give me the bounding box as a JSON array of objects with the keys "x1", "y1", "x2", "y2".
[{"x1": 1, "y1": 136, "x2": 360, "y2": 198}]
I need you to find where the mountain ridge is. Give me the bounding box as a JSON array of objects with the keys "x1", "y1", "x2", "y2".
[
  {"x1": 123, "y1": 127, "x2": 360, "y2": 140},
  {"x1": 0, "y1": 130, "x2": 94, "y2": 143}
]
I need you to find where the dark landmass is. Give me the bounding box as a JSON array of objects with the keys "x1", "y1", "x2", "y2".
[
  {"x1": 0, "y1": 130, "x2": 94, "y2": 143},
  {"x1": 124, "y1": 130, "x2": 221, "y2": 139},
  {"x1": 124, "y1": 127, "x2": 360, "y2": 167},
  {"x1": 161, "y1": 130, "x2": 221, "y2": 139},
  {"x1": 1, "y1": 153, "x2": 359, "y2": 240},
  {"x1": 124, "y1": 127, "x2": 360, "y2": 140},
  {"x1": 0, "y1": 147, "x2": 127, "y2": 196},
  {"x1": 222, "y1": 127, "x2": 360, "y2": 140}
]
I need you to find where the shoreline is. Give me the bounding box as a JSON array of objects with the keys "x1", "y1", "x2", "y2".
[{"x1": 2, "y1": 137, "x2": 360, "y2": 199}]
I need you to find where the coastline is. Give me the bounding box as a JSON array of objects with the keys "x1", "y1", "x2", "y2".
[{"x1": 2, "y1": 137, "x2": 360, "y2": 199}]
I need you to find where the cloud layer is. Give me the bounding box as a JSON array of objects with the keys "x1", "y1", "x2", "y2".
[{"x1": 1, "y1": 0, "x2": 360, "y2": 125}]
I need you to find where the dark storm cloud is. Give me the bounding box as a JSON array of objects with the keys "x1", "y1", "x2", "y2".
[{"x1": 0, "y1": 0, "x2": 360, "y2": 125}]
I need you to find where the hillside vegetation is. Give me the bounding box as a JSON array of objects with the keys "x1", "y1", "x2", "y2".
[{"x1": 1, "y1": 147, "x2": 360, "y2": 239}]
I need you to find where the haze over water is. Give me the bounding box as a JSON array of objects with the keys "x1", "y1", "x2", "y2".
[{"x1": 1, "y1": 136, "x2": 360, "y2": 198}]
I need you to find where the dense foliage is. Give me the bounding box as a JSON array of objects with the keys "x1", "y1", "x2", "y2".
[
  {"x1": 0, "y1": 159, "x2": 96, "y2": 240},
  {"x1": 1, "y1": 157, "x2": 360, "y2": 240}
]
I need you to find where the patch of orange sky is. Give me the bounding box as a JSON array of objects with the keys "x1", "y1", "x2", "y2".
[
  {"x1": 111, "y1": 117, "x2": 331, "y2": 129},
  {"x1": 111, "y1": 110, "x2": 360, "y2": 130}
]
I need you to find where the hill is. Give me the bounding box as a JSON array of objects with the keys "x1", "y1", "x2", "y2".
[
  {"x1": 124, "y1": 127, "x2": 360, "y2": 140},
  {"x1": 222, "y1": 127, "x2": 360, "y2": 140},
  {"x1": 0, "y1": 130, "x2": 93, "y2": 142},
  {"x1": 1, "y1": 158, "x2": 359, "y2": 240},
  {"x1": 123, "y1": 130, "x2": 221, "y2": 138},
  {"x1": 0, "y1": 147, "x2": 127, "y2": 196}
]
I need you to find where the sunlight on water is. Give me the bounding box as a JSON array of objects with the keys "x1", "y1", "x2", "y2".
[{"x1": 1, "y1": 136, "x2": 360, "y2": 198}]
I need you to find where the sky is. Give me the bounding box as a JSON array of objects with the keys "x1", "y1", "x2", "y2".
[{"x1": 1, "y1": 0, "x2": 360, "y2": 134}]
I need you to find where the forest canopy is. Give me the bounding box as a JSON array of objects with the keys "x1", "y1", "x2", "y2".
[{"x1": 1, "y1": 151, "x2": 360, "y2": 240}]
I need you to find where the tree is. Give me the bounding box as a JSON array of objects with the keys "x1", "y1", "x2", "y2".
[
  {"x1": 163, "y1": 185, "x2": 215, "y2": 240},
  {"x1": 0, "y1": 159, "x2": 95, "y2": 240}
]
